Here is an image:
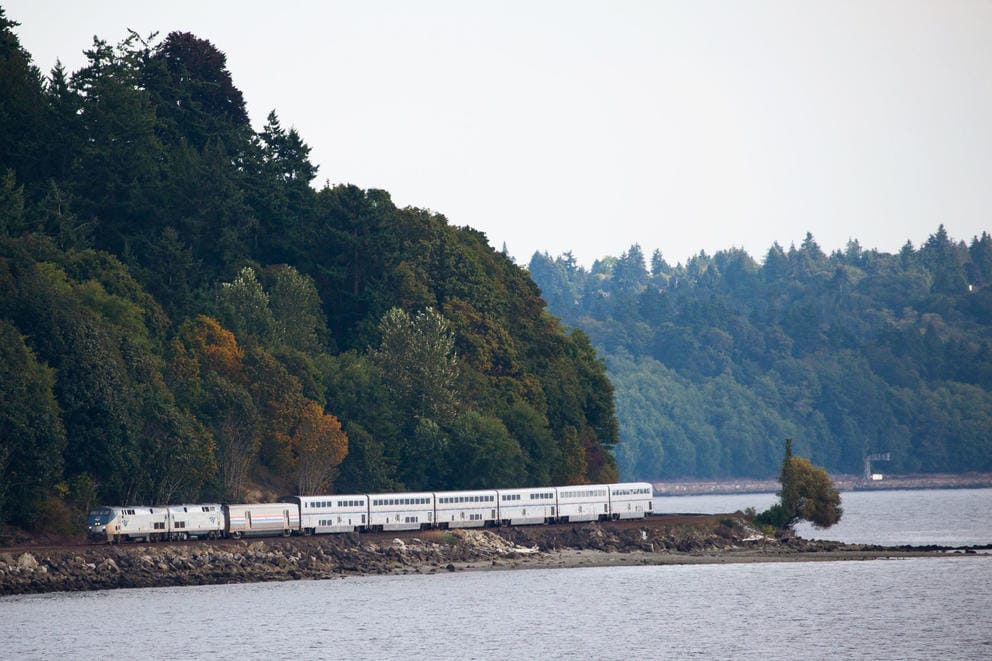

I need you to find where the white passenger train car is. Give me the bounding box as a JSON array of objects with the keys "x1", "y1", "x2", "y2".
[
  {"x1": 87, "y1": 482, "x2": 656, "y2": 544},
  {"x1": 367, "y1": 492, "x2": 435, "y2": 531},
  {"x1": 435, "y1": 490, "x2": 498, "y2": 528},
  {"x1": 87, "y1": 506, "x2": 171, "y2": 543},
  {"x1": 555, "y1": 484, "x2": 611, "y2": 523},
  {"x1": 496, "y1": 487, "x2": 557, "y2": 526},
  {"x1": 166, "y1": 503, "x2": 224, "y2": 539},
  {"x1": 285, "y1": 494, "x2": 368, "y2": 534},
  {"x1": 224, "y1": 502, "x2": 300, "y2": 538},
  {"x1": 607, "y1": 483, "x2": 654, "y2": 519}
]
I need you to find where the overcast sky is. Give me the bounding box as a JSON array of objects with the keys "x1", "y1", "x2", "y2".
[{"x1": 6, "y1": 1, "x2": 992, "y2": 267}]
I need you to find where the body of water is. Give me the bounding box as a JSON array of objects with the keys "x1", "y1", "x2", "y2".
[
  {"x1": 3, "y1": 488, "x2": 991, "y2": 659},
  {"x1": 654, "y1": 487, "x2": 992, "y2": 547}
]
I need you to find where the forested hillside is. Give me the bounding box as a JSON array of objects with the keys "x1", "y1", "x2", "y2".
[
  {"x1": 530, "y1": 230, "x2": 992, "y2": 481},
  {"x1": 0, "y1": 11, "x2": 618, "y2": 530}
]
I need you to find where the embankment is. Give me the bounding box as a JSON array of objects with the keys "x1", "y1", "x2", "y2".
[{"x1": 1, "y1": 516, "x2": 985, "y2": 596}]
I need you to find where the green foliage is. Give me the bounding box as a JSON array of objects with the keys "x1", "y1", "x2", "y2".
[
  {"x1": 0, "y1": 319, "x2": 66, "y2": 526},
  {"x1": 0, "y1": 13, "x2": 620, "y2": 530},
  {"x1": 531, "y1": 229, "x2": 992, "y2": 480},
  {"x1": 372, "y1": 306, "x2": 461, "y2": 424},
  {"x1": 756, "y1": 440, "x2": 843, "y2": 529},
  {"x1": 446, "y1": 411, "x2": 526, "y2": 489}
]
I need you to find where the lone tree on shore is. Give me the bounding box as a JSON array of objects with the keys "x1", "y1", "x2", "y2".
[{"x1": 756, "y1": 439, "x2": 843, "y2": 529}]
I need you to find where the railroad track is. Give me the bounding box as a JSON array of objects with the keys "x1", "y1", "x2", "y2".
[{"x1": 1, "y1": 513, "x2": 725, "y2": 557}]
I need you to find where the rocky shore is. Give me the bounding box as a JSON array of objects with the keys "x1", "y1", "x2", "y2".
[{"x1": 1, "y1": 516, "x2": 985, "y2": 597}]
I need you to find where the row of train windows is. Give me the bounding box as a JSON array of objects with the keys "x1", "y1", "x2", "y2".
[
  {"x1": 308, "y1": 499, "x2": 365, "y2": 508},
  {"x1": 500, "y1": 493, "x2": 554, "y2": 502},
  {"x1": 560, "y1": 489, "x2": 608, "y2": 499},
  {"x1": 318, "y1": 516, "x2": 365, "y2": 526},
  {"x1": 372, "y1": 497, "x2": 431, "y2": 506},
  {"x1": 438, "y1": 495, "x2": 495, "y2": 504},
  {"x1": 612, "y1": 487, "x2": 652, "y2": 496}
]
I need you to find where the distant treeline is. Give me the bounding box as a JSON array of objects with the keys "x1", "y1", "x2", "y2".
[
  {"x1": 530, "y1": 229, "x2": 992, "y2": 480},
  {"x1": 0, "y1": 11, "x2": 618, "y2": 530}
]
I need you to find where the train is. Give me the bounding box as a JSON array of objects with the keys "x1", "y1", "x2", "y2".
[{"x1": 86, "y1": 482, "x2": 654, "y2": 543}]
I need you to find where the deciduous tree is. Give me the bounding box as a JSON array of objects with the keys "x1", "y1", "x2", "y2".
[{"x1": 291, "y1": 401, "x2": 348, "y2": 495}]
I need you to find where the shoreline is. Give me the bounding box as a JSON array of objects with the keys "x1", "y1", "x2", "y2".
[
  {"x1": 652, "y1": 472, "x2": 992, "y2": 496},
  {"x1": 478, "y1": 546, "x2": 989, "y2": 574},
  {"x1": 3, "y1": 516, "x2": 989, "y2": 597}
]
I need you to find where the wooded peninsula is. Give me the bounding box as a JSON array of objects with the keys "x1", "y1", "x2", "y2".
[{"x1": 2, "y1": 10, "x2": 990, "y2": 537}]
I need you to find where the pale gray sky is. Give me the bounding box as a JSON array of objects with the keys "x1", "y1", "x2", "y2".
[{"x1": 6, "y1": 1, "x2": 991, "y2": 267}]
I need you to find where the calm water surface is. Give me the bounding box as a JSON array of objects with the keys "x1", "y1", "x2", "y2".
[
  {"x1": 3, "y1": 489, "x2": 990, "y2": 660},
  {"x1": 654, "y1": 487, "x2": 992, "y2": 547}
]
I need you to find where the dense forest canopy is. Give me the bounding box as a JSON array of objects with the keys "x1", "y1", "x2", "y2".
[
  {"x1": 0, "y1": 12, "x2": 618, "y2": 529},
  {"x1": 529, "y1": 229, "x2": 992, "y2": 481}
]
